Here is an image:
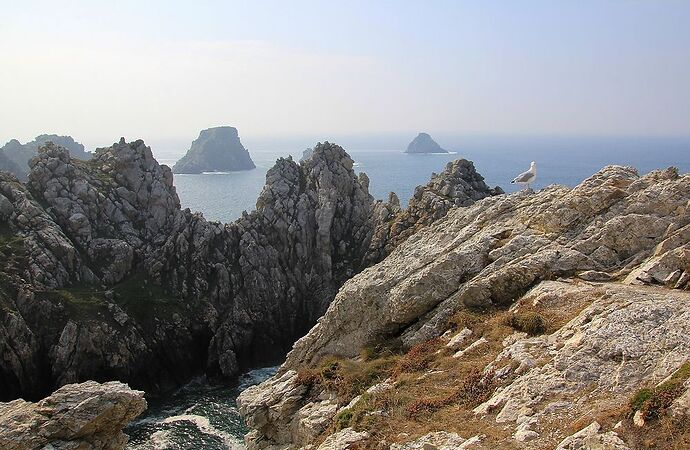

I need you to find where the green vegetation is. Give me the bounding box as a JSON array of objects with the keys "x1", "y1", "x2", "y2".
[
  {"x1": 37, "y1": 272, "x2": 185, "y2": 325},
  {"x1": 630, "y1": 362, "x2": 690, "y2": 420},
  {"x1": 298, "y1": 354, "x2": 400, "y2": 401}
]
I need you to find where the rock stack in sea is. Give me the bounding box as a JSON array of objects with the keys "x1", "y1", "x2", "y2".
[
  {"x1": 238, "y1": 165, "x2": 690, "y2": 449},
  {"x1": 404, "y1": 132, "x2": 448, "y2": 153},
  {"x1": 172, "y1": 126, "x2": 256, "y2": 173},
  {"x1": 0, "y1": 138, "x2": 495, "y2": 401}
]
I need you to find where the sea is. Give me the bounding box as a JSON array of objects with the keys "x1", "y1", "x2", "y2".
[
  {"x1": 127, "y1": 135, "x2": 690, "y2": 448},
  {"x1": 157, "y1": 135, "x2": 690, "y2": 224}
]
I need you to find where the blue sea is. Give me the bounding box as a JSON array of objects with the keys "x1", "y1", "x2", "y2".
[{"x1": 158, "y1": 135, "x2": 690, "y2": 223}]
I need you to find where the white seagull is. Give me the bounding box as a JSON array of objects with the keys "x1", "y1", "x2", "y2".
[{"x1": 511, "y1": 161, "x2": 537, "y2": 190}]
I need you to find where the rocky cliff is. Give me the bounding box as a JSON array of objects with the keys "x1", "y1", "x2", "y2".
[
  {"x1": 0, "y1": 380, "x2": 145, "y2": 449},
  {"x1": 172, "y1": 126, "x2": 256, "y2": 173},
  {"x1": 405, "y1": 132, "x2": 448, "y2": 154},
  {"x1": 238, "y1": 165, "x2": 690, "y2": 449},
  {"x1": 0, "y1": 139, "x2": 496, "y2": 402},
  {"x1": 0, "y1": 135, "x2": 91, "y2": 180}
]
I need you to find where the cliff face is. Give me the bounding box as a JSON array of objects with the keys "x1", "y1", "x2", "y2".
[
  {"x1": 0, "y1": 380, "x2": 146, "y2": 450},
  {"x1": 172, "y1": 126, "x2": 256, "y2": 173},
  {"x1": 0, "y1": 139, "x2": 495, "y2": 401},
  {"x1": 238, "y1": 166, "x2": 690, "y2": 449},
  {"x1": 405, "y1": 132, "x2": 448, "y2": 154},
  {"x1": 0, "y1": 135, "x2": 91, "y2": 180}
]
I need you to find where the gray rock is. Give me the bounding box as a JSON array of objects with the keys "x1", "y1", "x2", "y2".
[
  {"x1": 172, "y1": 126, "x2": 255, "y2": 173},
  {"x1": 405, "y1": 132, "x2": 449, "y2": 154},
  {"x1": 0, "y1": 380, "x2": 146, "y2": 450}
]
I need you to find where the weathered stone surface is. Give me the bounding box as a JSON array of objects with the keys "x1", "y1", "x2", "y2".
[
  {"x1": 240, "y1": 165, "x2": 689, "y2": 448},
  {"x1": 555, "y1": 422, "x2": 630, "y2": 450},
  {"x1": 390, "y1": 431, "x2": 467, "y2": 450},
  {"x1": 366, "y1": 158, "x2": 503, "y2": 263},
  {"x1": 2, "y1": 137, "x2": 490, "y2": 401},
  {"x1": 172, "y1": 126, "x2": 255, "y2": 173},
  {"x1": 316, "y1": 427, "x2": 369, "y2": 450},
  {"x1": 0, "y1": 380, "x2": 145, "y2": 450},
  {"x1": 282, "y1": 166, "x2": 688, "y2": 369}
]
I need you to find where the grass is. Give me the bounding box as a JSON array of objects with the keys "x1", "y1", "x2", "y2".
[
  {"x1": 503, "y1": 311, "x2": 547, "y2": 335},
  {"x1": 297, "y1": 354, "x2": 400, "y2": 402},
  {"x1": 629, "y1": 362, "x2": 690, "y2": 420},
  {"x1": 613, "y1": 362, "x2": 690, "y2": 450},
  {"x1": 37, "y1": 272, "x2": 186, "y2": 325}
]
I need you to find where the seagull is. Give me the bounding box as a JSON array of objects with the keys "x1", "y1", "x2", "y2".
[{"x1": 511, "y1": 161, "x2": 537, "y2": 190}]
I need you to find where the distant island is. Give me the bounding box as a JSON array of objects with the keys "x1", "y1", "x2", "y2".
[
  {"x1": 405, "y1": 132, "x2": 449, "y2": 154},
  {"x1": 0, "y1": 134, "x2": 91, "y2": 180},
  {"x1": 172, "y1": 126, "x2": 256, "y2": 174}
]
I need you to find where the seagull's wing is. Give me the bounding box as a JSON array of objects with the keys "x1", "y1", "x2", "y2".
[{"x1": 512, "y1": 170, "x2": 534, "y2": 183}]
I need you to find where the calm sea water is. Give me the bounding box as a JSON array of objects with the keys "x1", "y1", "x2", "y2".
[
  {"x1": 125, "y1": 367, "x2": 277, "y2": 450},
  {"x1": 159, "y1": 136, "x2": 690, "y2": 223}
]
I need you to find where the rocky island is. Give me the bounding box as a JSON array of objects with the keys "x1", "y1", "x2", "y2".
[
  {"x1": 172, "y1": 126, "x2": 256, "y2": 173},
  {"x1": 0, "y1": 134, "x2": 91, "y2": 180},
  {"x1": 405, "y1": 132, "x2": 449, "y2": 153},
  {"x1": 0, "y1": 137, "x2": 688, "y2": 449}
]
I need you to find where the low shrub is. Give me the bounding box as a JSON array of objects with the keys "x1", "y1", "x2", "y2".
[
  {"x1": 394, "y1": 338, "x2": 442, "y2": 375},
  {"x1": 504, "y1": 312, "x2": 547, "y2": 335}
]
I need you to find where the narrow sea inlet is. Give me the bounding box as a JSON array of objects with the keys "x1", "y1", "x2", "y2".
[{"x1": 125, "y1": 367, "x2": 277, "y2": 449}]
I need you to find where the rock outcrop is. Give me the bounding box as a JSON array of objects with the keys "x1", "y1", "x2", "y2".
[
  {"x1": 0, "y1": 135, "x2": 91, "y2": 180},
  {"x1": 239, "y1": 165, "x2": 690, "y2": 449},
  {"x1": 404, "y1": 132, "x2": 448, "y2": 153},
  {"x1": 172, "y1": 126, "x2": 256, "y2": 173},
  {"x1": 0, "y1": 380, "x2": 146, "y2": 450},
  {"x1": 0, "y1": 139, "x2": 491, "y2": 401},
  {"x1": 367, "y1": 159, "x2": 503, "y2": 263}
]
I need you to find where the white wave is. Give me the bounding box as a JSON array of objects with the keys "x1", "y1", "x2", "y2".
[
  {"x1": 160, "y1": 414, "x2": 244, "y2": 449},
  {"x1": 201, "y1": 171, "x2": 234, "y2": 175}
]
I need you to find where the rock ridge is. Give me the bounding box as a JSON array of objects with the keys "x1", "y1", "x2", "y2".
[{"x1": 0, "y1": 139, "x2": 495, "y2": 400}]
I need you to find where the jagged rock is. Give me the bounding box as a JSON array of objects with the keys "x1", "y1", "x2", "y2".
[
  {"x1": 237, "y1": 370, "x2": 306, "y2": 449},
  {"x1": 0, "y1": 137, "x2": 509, "y2": 402},
  {"x1": 366, "y1": 159, "x2": 503, "y2": 263},
  {"x1": 281, "y1": 166, "x2": 688, "y2": 369},
  {"x1": 404, "y1": 132, "x2": 448, "y2": 154},
  {"x1": 172, "y1": 126, "x2": 255, "y2": 173},
  {"x1": 0, "y1": 380, "x2": 145, "y2": 450},
  {"x1": 240, "y1": 165, "x2": 690, "y2": 448},
  {"x1": 555, "y1": 422, "x2": 630, "y2": 450},
  {"x1": 0, "y1": 135, "x2": 91, "y2": 180},
  {"x1": 316, "y1": 428, "x2": 369, "y2": 450}
]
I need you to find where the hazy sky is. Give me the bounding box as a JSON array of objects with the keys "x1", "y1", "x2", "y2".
[{"x1": 1, "y1": 0, "x2": 689, "y2": 149}]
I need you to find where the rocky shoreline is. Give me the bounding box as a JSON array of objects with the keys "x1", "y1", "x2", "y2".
[
  {"x1": 237, "y1": 165, "x2": 690, "y2": 449},
  {"x1": 0, "y1": 139, "x2": 499, "y2": 403},
  {"x1": 2, "y1": 137, "x2": 688, "y2": 449}
]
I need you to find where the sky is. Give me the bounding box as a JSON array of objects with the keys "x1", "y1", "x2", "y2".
[{"x1": 1, "y1": 0, "x2": 689, "y2": 152}]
